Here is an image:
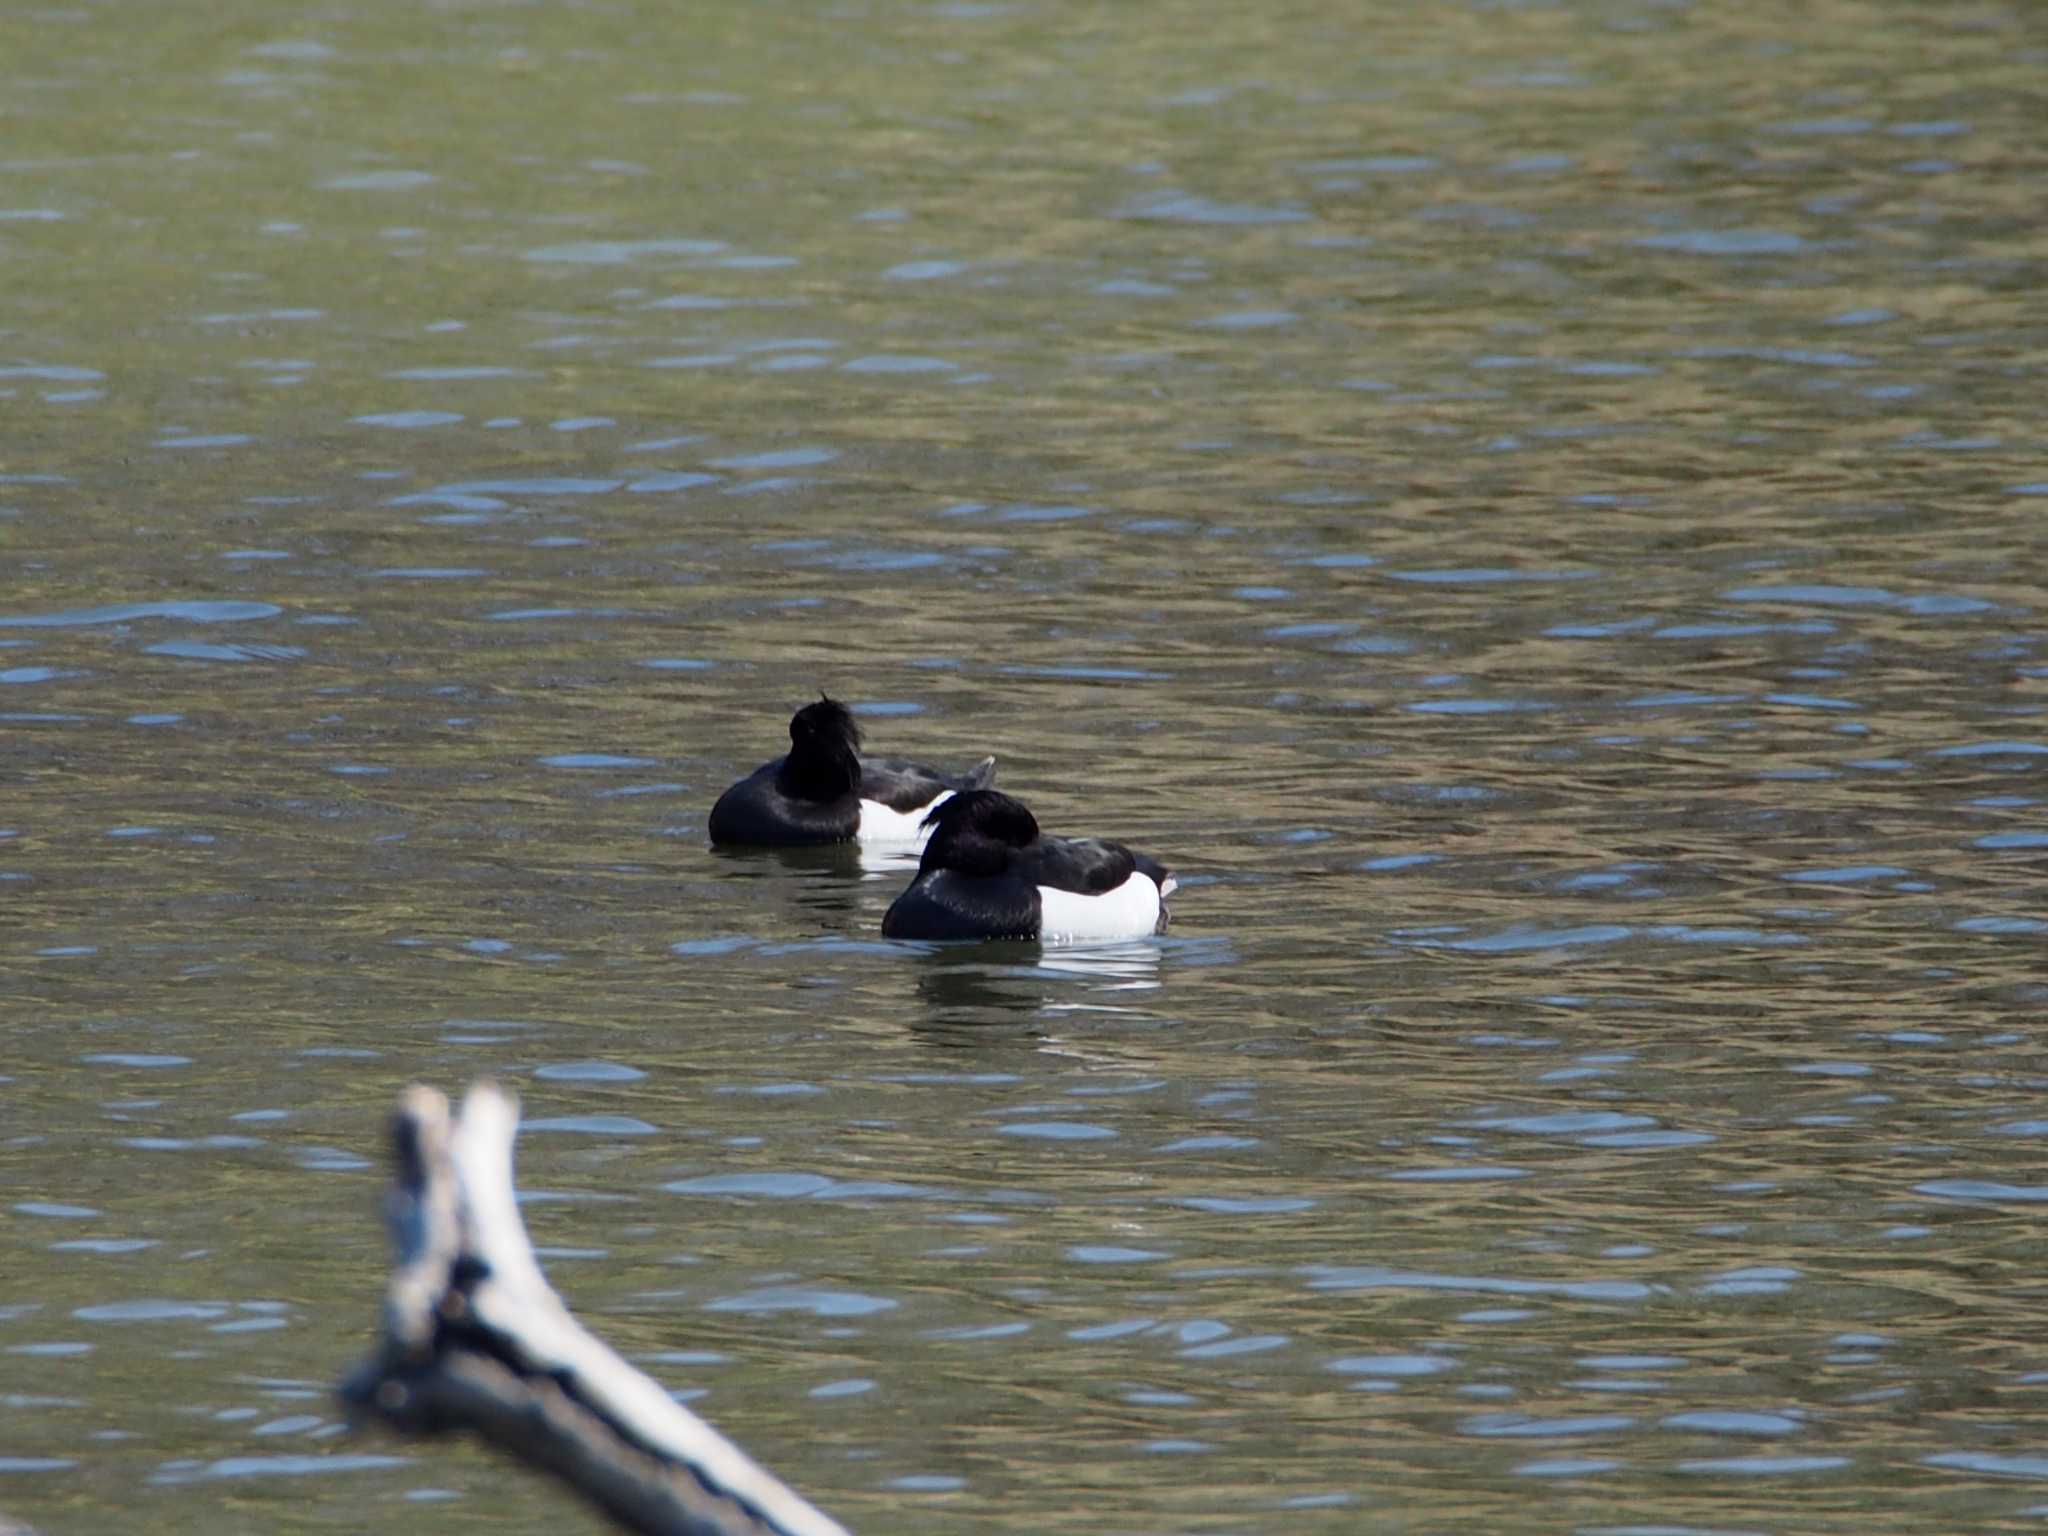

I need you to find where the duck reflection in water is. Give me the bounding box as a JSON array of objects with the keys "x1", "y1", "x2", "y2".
[
  {"x1": 703, "y1": 839, "x2": 878, "y2": 923},
  {"x1": 910, "y1": 938, "x2": 1164, "y2": 1035}
]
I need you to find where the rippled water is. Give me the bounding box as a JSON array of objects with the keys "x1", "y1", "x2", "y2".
[{"x1": 6, "y1": 0, "x2": 2048, "y2": 1531}]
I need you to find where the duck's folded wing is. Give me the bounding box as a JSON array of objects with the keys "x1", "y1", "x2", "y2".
[
  {"x1": 1023, "y1": 836, "x2": 1139, "y2": 895},
  {"x1": 862, "y1": 756, "x2": 991, "y2": 811}
]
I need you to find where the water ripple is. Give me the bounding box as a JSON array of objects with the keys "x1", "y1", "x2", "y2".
[{"x1": 0, "y1": 601, "x2": 280, "y2": 628}]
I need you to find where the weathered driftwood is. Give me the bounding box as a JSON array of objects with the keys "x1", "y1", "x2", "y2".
[{"x1": 338, "y1": 1082, "x2": 852, "y2": 1536}]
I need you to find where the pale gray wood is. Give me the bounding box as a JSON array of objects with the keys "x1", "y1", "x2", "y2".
[{"x1": 339, "y1": 1082, "x2": 854, "y2": 1536}]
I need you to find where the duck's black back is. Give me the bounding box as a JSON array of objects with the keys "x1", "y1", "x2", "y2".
[
  {"x1": 708, "y1": 760, "x2": 860, "y2": 846},
  {"x1": 861, "y1": 754, "x2": 997, "y2": 814},
  {"x1": 881, "y1": 869, "x2": 1040, "y2": 940},
  {"x1": 1018, "y1": 835, "x2": 1140, "y2": 895}
]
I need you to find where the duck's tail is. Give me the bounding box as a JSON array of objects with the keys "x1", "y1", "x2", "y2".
[{"x1": 963, "y1": 755, "x2": 998, "y2": 790}]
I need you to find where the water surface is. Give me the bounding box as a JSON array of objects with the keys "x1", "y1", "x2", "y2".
[{"x1": 4, "y1": 1, "x2": 2048, "y2": 1532}]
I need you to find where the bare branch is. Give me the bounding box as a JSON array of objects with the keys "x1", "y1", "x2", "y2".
[{"x1": 339, "y1": 1081, "x2": 853, "y2": 1536}]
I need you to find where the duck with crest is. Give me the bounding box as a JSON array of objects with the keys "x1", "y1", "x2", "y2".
[
  {"x1": 881, "y1": 788, "x2": 1175, "y2": 943},
  {"x1": 708, "y1": 697, "x2": 997, "y2": 848}
]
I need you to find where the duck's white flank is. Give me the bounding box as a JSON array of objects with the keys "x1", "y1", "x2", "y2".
[
  {"x1": 1037, "y1": 872, "x2": 1163, "y2": 943},
  {"x1": 856, "y1": 790, "x2": 952, "y2": 843}
]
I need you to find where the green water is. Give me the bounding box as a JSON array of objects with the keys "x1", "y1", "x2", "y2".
[{"x1": 4, "y1": 0, "x2": 2048, "y2": 1532}]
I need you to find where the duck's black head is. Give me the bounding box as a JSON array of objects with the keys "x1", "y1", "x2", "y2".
[
  {"x1": 918, "y1": 788, "x2": 1039, "y2": 877},
  {"x1": 779, "y1": 695, "x2": 862, "y2": 801}
]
